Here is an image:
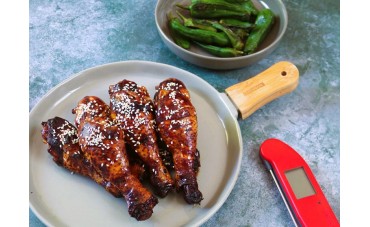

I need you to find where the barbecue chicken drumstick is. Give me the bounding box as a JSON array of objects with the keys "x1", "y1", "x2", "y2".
[
  {"x1": 73, "y1": 96, "x2": 158, "y2": 221},
  {"x1": 109, "y1": 80, "x2": 174, "y2": 197},
  {"x1": 41, "y1": 116, "x2": 121, "y2": 197},
  {"x1": 153, "y1": 78, "x2": 203, "y2": 204}
]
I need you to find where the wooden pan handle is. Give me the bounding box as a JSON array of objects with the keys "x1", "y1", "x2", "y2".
[{"x1": 225, "y1": 61, "x2": 299, "y2": 119}]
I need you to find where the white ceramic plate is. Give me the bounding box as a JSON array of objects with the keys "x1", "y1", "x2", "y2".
[{"x1": 29, "y1": 61, "x2": 242, "y2": 227}]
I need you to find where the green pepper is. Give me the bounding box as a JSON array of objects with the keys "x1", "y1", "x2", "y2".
[
  {"x1": 241, "y1": 1, "x2": 259, "y2": 16},
  {"x1": 173, "y1": 33, "x2": 191, "y2": 49},
  {"x1": 211, "y1": 22, "x2": 244, "y2": 50},
  {"x1": 195, "y1": 41, "x2": 244, "y2": 57},
  {"x1": 169, "y1": 17, "x2": 231, "y2": 47},
  {"x1": 243, "y1": 8, "x2": 275, "y2": 54},
  {"x1": 219, "y1": 18, "x2": 254, "y2": 29},
  {"x1": 191, "y1": 0, "x2": 250, "y2": 13},
  {"x1": 232, "y1": 28, "x2": 249, "y2": 40},
  {"x1": 168, "y1": 15, "x2": 191, "y2": 49},
  {"x1": 223, "y1": 0, "x2": 249, "y2": 3},
  {"x1": 178, "y1": 1, "x2": 252, "y2": 21},
  {"x1": 193, "y1": 0, "x2": 258, "y2": 17},
  {"x1": 176, "y1": 11, "x2": 217, "y2": 32}
]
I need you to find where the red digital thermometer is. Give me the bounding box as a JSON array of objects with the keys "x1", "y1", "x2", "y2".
[{"x1": 260, "y1": 138, "x2": 339, "y2": 227}]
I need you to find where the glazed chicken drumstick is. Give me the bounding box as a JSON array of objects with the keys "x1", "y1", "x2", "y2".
[
  {"x1": 153, "y1": 78, "x2": 203, "y2": 204},
  {"x1": 41, "y1": 116, "x2": 121, "y2": 198},
  {"x1": 109, "y1": 79, "x2": 174, "y2": 197},
  {"x1": 73, "y1": 96, "x2": 158, "y2": 221}
]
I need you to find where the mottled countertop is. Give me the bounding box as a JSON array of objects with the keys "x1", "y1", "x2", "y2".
[{"x1": 29, "y1": 0, "x2": 339, "y2": 226}]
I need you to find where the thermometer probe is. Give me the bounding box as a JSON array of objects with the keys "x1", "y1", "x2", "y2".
[{"x1": 260, "y1": 138, "x2": 339, "y2": 227}]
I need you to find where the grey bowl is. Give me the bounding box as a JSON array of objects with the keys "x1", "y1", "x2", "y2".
[{"x1": 155, "y1": 0, "x2": 288, "y2": 70}]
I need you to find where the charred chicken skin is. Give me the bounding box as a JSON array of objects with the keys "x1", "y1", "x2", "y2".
[
  {"x1": 41, "y1": 116, "x2": 121, "y2": 198},
  {"x1": 72, "y1": 96, "x2": 158, "y2": 221},
  {"x1": 109, "y1": 80, "x2": 174, "y2": 198},
  {"x1": 153, "y1": 78, "x2": 203, "y2": 204}
]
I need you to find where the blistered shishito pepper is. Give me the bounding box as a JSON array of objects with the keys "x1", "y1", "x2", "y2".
[
  {"x1": 211, "y1": 22, "x2": 244, "y2": 50},
  {"x1": 178, "y1": 0, "x2": 252, "y2": 21},
  {"x1": 241, "y1": 1, "x2": 259, "y2": 16},
  {"x1": 215, "y1": 0, "x2": 259, "y2": 15},
  {"x1": 232, "y1": 28, "x2": 249, "y2": 40},
  {"x1": 168, "y1": 13, "x2": 191, "y2": 49},
  {"x1": 176, "y1": 11, "x2": 217, "y2": 32},
  {"x1": 219, "y1": 18, "x2": 254, "y2": 29},
  {"x1": 243, "y1": 9, "x2": 275, "y2": 54},
  {"x1": 169, "y1": 21, "x2": 190, "y2": 49},
  {"x1": 169, "y1": 17, "x2": 231, "y2": 47},
  {"x1": 195, "y1": 41, "x2": 244, "y2": 57},
  {"x1": 223, "y1": 0, "x2": 249, "y2": 3}
]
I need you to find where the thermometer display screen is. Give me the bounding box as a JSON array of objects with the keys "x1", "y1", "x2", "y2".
[{"x1": 285, "y1": 167, "x2": 316, "y2": 199}]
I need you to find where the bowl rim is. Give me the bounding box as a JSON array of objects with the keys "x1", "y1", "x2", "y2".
[{"x1": 155, "y1": 0, "x2": 288, "y2": 62}]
